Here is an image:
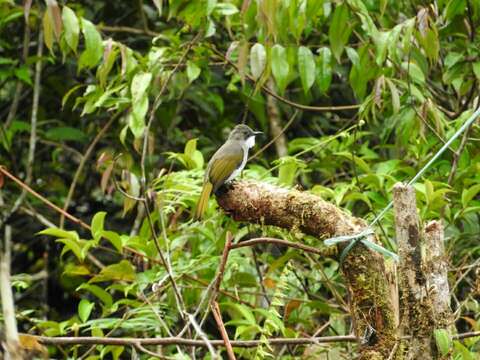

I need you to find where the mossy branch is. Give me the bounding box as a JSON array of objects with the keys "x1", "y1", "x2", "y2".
[{"x1": 216, "y1": 180, "x2": 397, "y2": 359}]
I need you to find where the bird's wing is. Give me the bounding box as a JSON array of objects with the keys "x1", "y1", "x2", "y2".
[{"x1": 208, "y1": 144, "x2": 244, "y2": 191}]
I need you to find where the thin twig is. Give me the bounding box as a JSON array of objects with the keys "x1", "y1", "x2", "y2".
[
  {"x1": 186, "y1": 312, "x2": 218, "y2": 358},
  {"x1": 97, "y1": 24, "x2": 159, "y2": 37},
  {"x1": 0, "y1": 166, "x2": 90, "y2": 229},
  {"x1": 211, "y1": 301, "x2": 236, "y2": 360},
  {"x1": 230, "y1": 237, "x2": 334, "y2": 257},
  {"x1": 59, "y1": 113, "x2": 120, "y2": 228},
  {"x1": 212, "y1": 232, "x2": 233, "y2": 302},
  {"x1": 210, "y1": 46, "x2": 360, "y2": 113},
  {"x1": 447, "y1": 122, "x2": 473, "y2": 185},
  {"x1": 33, "y1": 335, "x2": 358, "y2": 347},
  {"x1": 249, "y1": 110, "x2": 299, "y2": 161}
]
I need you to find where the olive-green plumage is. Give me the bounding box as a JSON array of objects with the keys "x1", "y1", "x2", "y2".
[{"x1": 194, "y1": 124, "x2": 261, "y2": 220}]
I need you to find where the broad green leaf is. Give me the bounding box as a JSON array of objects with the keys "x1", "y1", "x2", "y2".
[
  {"x1": 374, "y1": 31, "x2": 389, "y2": 65},
  {"x1": 57, "y1": 238, "x2": 86, "y2": 261},
  {"x1": 461, "y1": 184, "x2": 480, "y2": 208},
  {"x1": 297, "y1": 46, "x2": 315, "y2": 94},
  {"x1": 130, "y1": 72, "x2": 152, "y2": 138},
  {"x1": 186, "y1": 60, "x2": 201, "y2": 83},
  {"x1": 90, "y1": 260, "x2": 136, "y2": 283},
  {"x1": 214, "y1": 3, "x2": 239, "y2": 15},
  {"x1": 453, "y1": 340, "x2": 475, "y2": 360},
  {"x1": 45, "y1": 126, "x2": 88, "y2": 143},
  {"x1": 184, "y1": 138, "x2": 197, "y2": 158},
  {"x1": 250, "y1": 43, "x2": 266, "y2": 80},
  {"x1": 316, "y1": 47, "x2": 332, "y2": 93},
  {"x1": 77, "y1": 284, "x2": 113, "y2": 309},
  {"x1": 434, "y1": 329, "x2": 451, "y2": 356},
  {"x1": 401, "y1": 61, "x2": 425, "y2": 85},
  {"x1": 472, "y1": 62, "x2": 480, "y2": 80},
  {"x1": 386, "y1": 78, "x2": 400, "y2": 113},
  {"x1": 62, "y1": 6, "x2": 79, "y2": 53},
  {"x1": 38, "y1": 227, "x2": 79, "y2": 241},
  {"x1": 91, "y1": 211, "x2": 106, "y2": 242},
  {"x1": 445, "y1": 0, "x2": 466, "y2": 20},
  {"x1": 271, "y1": 44, "x2": 289, "y2": 94},
  {"x1": 329, "y1": 4, "x2": 351, "y2": 61},
  {"x1": 78, "y1": 299, "x2": 94, "y2": 323},
  {"x1": 14, "y1": 66, "x2": 32, "y2": 85},
  {"x1": 78, "y1": 18, "x2": 104, "y2": 70},
  {"x1": 101, "y1": 230, "x2": 123, "y2": 253}
]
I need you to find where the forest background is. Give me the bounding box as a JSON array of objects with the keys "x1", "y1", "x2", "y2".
[{"x1": 1, "y1": 0, "x2": 480, "y2": 359}]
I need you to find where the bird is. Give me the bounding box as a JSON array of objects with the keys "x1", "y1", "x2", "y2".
[{"x1": 194, "y1": 124, "x2": 262, "y2": 220}]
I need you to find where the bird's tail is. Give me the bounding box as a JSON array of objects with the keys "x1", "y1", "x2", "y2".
[{"x1": 194, "y1": 181, "x2": 213, "y2": 220}]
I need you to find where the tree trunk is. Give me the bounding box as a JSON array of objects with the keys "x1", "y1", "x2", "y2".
[{"x1": 392, "y1": 183, "x2": 453, "y2": 359}]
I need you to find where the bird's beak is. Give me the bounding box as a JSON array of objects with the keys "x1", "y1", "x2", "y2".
[{"x1": 253, "y1": 131, "x2": 263, "y2": 135}]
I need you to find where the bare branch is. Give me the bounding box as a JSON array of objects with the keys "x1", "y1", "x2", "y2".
[
  {"x1": 33, "y1": 335, "x2": 358, "y2": 347},
  {"x1": 211, "y1": 301, "x2": 236, "y2": 360},
  {"x1": 59, "y1": 113, "x2": 120, "y2": 228},
  {"x1": 230, "y1": 237, "x2": 335, "y2": 257}
]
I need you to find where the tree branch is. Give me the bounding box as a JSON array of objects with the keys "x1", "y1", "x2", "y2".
[{"x1": 216, "y1": 179, "x2": 397, "y2": 359}]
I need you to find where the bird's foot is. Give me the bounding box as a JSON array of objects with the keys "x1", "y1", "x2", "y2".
[{"x1": 215, "y1": 180, "x2": 237, "y2": 196}]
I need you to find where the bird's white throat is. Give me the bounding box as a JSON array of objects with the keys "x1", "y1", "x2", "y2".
[{"x1": 245, "y1": 135, "x2": 256, "y2": 148}]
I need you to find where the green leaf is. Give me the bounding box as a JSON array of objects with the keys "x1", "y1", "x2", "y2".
[
  {"x1": 184, "y1": 138, "x2": 197, "y2": 158},
  {"x1": 401, "y1": 61, "x2": 425, "y2": 85},
  {"x1": 329, "y1": 4, "x2": 351, "y2": 61},
  {"x1": 45, "y1": 126, "x2": 88, "y2": 143},
  {"x1": 186, "y1": 60, "x2": 201, "y2": 83},
  {"x1": 453, "y1": 340, "x2": 475, "y2": 360},
  {"x1": 445, "y1": 0, "x2": 466, "y2": 20},
  {"x1": 250, "y1": 43, "x2": 266, "y2": 80},
  {"x1": 101, "y1": 230, "x2": 123, "y2": 253},
  {"x1": 62, "y1": 6, "x2": 79, "y2": 53},
  {"x1": 316, "y1": 47, "x2": 332, "y2": 93},
  {"x1": 130, "y1": 72, "x2": 152, "y2": 138},
  {"x1": 14, "y1": 66, "x2": 32, "y2": 85},
  {"x1": 78, "y1": 299, "x2": 94, "y2": 323},
  {"x1": 90, "y1": 260, "x2": 136, "y2": 283},
  {"x1": 78, "y1": 18, "x2": 104, "y2": 70},
  {"x1": 38, "y1": 227, "x2": 79, "y2": 241},
  {"x1": 57, "y1": 238, "x2": 86, "y2": 261},
  {"x1": 461, "y1": 184, "x2": 480, "y2": 208},
  {"x1": 77, "y1": 284, "x2": 113, "y2": 309},
  {"x1": 91, "y1": 211, "x2": 106, "y2": 242},
  {"x1": 386, "y1": 78, "x2": 400, "y2": 113},
  {"x1": 472, "y1": 62, "x2": 480, "y2": 80},
  {"x1": 434, "y1": 329, "x2": 451, "y2": 356},
  {"x1": 297, "y1": 46, "x2": 315, "y2": 94},
  {"x1": 271, "y1": 44, "x2": 289, "y2": 94},
  {"x1": 214, "y1": 3, "x2": 239, "y2": 16}
]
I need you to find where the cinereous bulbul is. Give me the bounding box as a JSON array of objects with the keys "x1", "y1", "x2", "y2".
[{"x1": 194, "y1": 124, "x2": 262, "y2": 219}]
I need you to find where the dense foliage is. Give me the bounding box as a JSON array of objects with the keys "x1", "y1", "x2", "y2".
[{"x1": 1, "y1": 0, "x2": 480, "y2": 358}]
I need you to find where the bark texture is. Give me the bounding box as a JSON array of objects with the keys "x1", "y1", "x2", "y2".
[
  {"x1": 217, "y1": 180, "x2": 397, "y2": 359},
  {"x1": 393, "y1": 183, "x2": 453, "y2": 359},
  {"x1": 266, "y1": 78, "x2": 288, "y2": 158},
  {"x1": 424, "y1": 221, "x2": 452, "y2": 329}
]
